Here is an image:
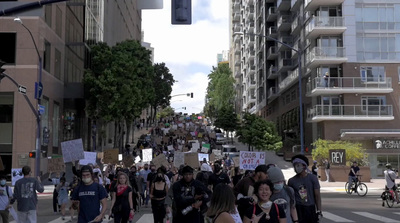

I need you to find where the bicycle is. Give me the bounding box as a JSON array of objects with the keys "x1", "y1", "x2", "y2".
[
  {"x1": 381, "y1": 184, "x2": 400, "y2": 208},
  {"x1": 345, "y1": 175, "x2": 368, "y2": 196}
]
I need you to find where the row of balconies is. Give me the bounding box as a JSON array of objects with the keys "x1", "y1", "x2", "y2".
[{"x1": 304, "y1": 0, "x2": 345, "y2": 12}]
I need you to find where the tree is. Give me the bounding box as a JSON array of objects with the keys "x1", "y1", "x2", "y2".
[
  {"x1": 150, "y1": 63, "x2": 175, "y2": 123},
  {"x1": 204, "y1": 63, "x2": 236, "y2": 121},
  {"x1": 213, "y1": 105, "x2": 238, "y2": 143},
  {"x1": 236, "y1": 113, "x2": 282, "y2": 151},
  {"x1": 84, "y1": 40, "x2": 155, "y2": 150},
  {"x1": 156, "y1": 106, "x2": 175, "y2": 120},
  {"x1": 312, "y1": 139, "x2": 368, "y2": 166}
]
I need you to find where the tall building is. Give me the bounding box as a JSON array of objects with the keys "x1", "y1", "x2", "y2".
[
  {"x1": 0, "y1": 0, "x2": 143, "y2": 175},
  {"x1": 231, "y1": 0, "x2": 400, "y2": 177},
  {"x1": 217, "y1": 50, "x2": 229, "y2": 64}
]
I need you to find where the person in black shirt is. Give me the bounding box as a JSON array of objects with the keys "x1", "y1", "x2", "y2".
[
  {"x1": 347, "y1": 161, "x2": 360, "y2": 192},
  {"x1": 208, "y1": 163, "x2": 231, "y2": 191},
  {"x1": 147, "y1": 164, "x2": 157, "y2": 192},
  {"x1": 232, "y1": 167, "x2": 243, "y2": 186}
]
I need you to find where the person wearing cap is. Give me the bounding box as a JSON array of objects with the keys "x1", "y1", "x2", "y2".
[
  {"x1": 347, "y1": 161, "x2": 360, "y2": 193},
  {"x1": 268, "y1": 166, "x2": 299, "y2": 223},
  {"x1": 288, "y1": 154, "x2": 321, "y2": 223},
  {"x1": 384, "y1": 163, "x2": 399, "y2": 203},
  {"x1": 234, "y1": 164, "x2": 269, "y2": 218},
  {"x1": 172, "y1": 165, "x2": 211, "y2": 223},
  {"x1": 11, "y1": 165, "x2": 44, "y2": 223},
  {"x1": 71, "y1": 165, "x2": 108, "y2": 223},
  {"x1": 0, "y1": 174, "x2": 13, "y2": 223}
]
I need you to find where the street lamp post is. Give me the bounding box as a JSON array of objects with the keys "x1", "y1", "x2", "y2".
[
  {"x1": 14, "y1": 17, "x2": 43, "y2": 176},
  {"x1": 234, "y1": 31, "x2": 305, "y2": 154}
]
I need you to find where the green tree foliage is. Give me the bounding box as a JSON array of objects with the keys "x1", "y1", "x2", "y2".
[
  {"x1": 156, "y1": 106, "x2": 175, "y2": 119},
  {"x1": 150, "y1": 63, "x2": 175, "y2": 121},
  {"x1": 204, "y1": 63, "x2": 236, "y2": 121},
  {"x1": 84, "y1": 40, "x2": 154, "y2": 122},
  {"x1": 236, "y1": 113, "x2": 282, "y2": 151},
  {"x1": 214, "y1": 105, "x2": 238, "y2": 143},
  {"x1": 312, "y1": 139, "x2": 368, "y2": 166}
]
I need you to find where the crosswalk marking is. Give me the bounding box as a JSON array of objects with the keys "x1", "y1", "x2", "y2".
[
  {"x1": 353, "y1": 212, "x2": 399, "y2": 222},
  {"x1": 323, "y1": 212, "x2": 354, "y2": 222},
  {"x1": 136, "y1": 213, "x2": 154, "y2": 223}
]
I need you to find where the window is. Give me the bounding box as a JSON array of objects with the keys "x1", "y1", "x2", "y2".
[
  {"x1": 360, "y1": 66, "x2": 385, "y2": 82},
  {"x1": 45, "y1": 5, "x2": 52, "y2": 27},
  {"x1": 54, "y1": 49, "x2": 61, "y2": 80},
  {"x1": 43, "y1": 40, "x2": 51, "y2": 72},
  {"x1": 0, "y1": 33, "x2": 16, "y2": 64},
  {"x1": 53, "y1": 103, "x2": 60, "y2": 153},
  {"x1": 55, "y1": 6, "x2": 62, "y2": 37},
  {"x1": 361, "y1": 96, "x2": 386, "y2": 112}
]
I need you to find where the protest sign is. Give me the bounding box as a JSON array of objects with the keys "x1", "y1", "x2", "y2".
[
  {"x1": 198, "y1": 153, "x2": 209, "y2": 162},
  {"x1": 232, "y1": 157, "x2": 240, "y2": 167},
  {"x1": 155, "y1": 137, "x2": 162, "y2": 145},
  {"x1": 79, "y1": 152, "x2": 97, "y2": 165},
  {"x1": 142, "y1": 149, "x2": 153, "y2": 162},
  {"x1": 134, "y1": 156, "x2": 141, "y2": 164},
  {"x1": 184, "y1": 153, "x2": 199, "y2": 169},
  {"x1": 239, "y1": 151, "x2": 266, "y2": 170},
  {"x1": 209, "y1": 153, "x2": 216, "y2": 161},
  {"x1": 47, "y1": 157, "x2": 65, "y2": 172},
  {"x1": 201, "y1": 144, "x2": 210, "y2": 153},
  {"x1": 11, "y1": 168, "x2": 23, "y2": 186},
  {"x1": 197, "y1": 133, "x2": 203, "y2": 138},
  {"x1": 103, "y1": 149, "x2": 119, "y2": 164},
  {"x1": 174, "y1": 152, "x2": 184, "y2": 167},
  {"x1": 97, "y1": 152, "x2": 104, "y2": 159},
  {"x1": 167, "y1": 145, "x2": 174, "y2": 151},
  {"x1": 152, "y1": 154, "x2": 169, "y2": 169},
  {"x1": 61, "y1": 138, "x2": 85, "y2": 163},
  {"x1": 192, "y1": 142, "x2": 200, "y2": 150},
  {"x1": 209, "y1": 133, "x2": 216, "y2": 138},
  {"x1": 123, "y1": 155, "x2": 134, "y2": 167}
]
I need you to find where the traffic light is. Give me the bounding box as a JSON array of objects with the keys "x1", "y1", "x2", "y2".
[
  {"x1": 190, "y1": 93, "x2": 193, "y2": 98},
  {"x1": 171, "y1": 0, "x2": 192, "y2": 25},
  {"x1": 29, "y1": 151, "x2": 36, "y2": 158}
]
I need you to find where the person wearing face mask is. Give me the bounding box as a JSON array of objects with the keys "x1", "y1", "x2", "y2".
[
  {"x1": 146, "y1": 164, "x2": 157, "y2": 198},
  {"x1": 208, "y1": 163, "x2": 232, "y2": 191},
  {"x1": 150, "y1": 169, "x2": 169, "y2": 223},
  {"x1": 268, "y1": 167, "x2": 298, "y2": 223},
  {"x1": 71, "y1": 165, "x2": 108, "y2": 223},
  {"x1": 129, "y1": 166, "x2": 141, "y2": 211},
  {"x1": 243, "y1": 180, "x2": 286, "y2": 223},
  {"x1": 139, "y1": 164, "x2": 151, "y2": 207},
  {"x1": 288, "y1": 155, "x2": 321, "y2": 223},
  {"x1": 11, "y1": 166, "x2": 44, "y2": 223},
  {"x1": 0, "y1": 174, "x2": 13, "y2": 223}
]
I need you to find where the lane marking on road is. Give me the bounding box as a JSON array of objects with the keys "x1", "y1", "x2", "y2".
[
  {"x1": 323, "y1": 211, "x2": 354, "y2": 222},
  {"x1": 353, "y1": 212, "x2": 399, "y2": 222}
]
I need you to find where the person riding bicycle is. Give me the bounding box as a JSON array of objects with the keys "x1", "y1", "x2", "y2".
[
  {"x1": 384, "y1": 163, "x2": 400, "y2": 204},
  {"x1": 347, "y1": 161, "x2": 360, "y2": 192}
]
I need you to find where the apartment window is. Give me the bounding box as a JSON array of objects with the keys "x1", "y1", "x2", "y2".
[
  {"x1": 45, "y1": 5, "x2": 52, "y2": 27},
  {"x1": 0, "y1": 33, "x2": 16, "y2": 64},
  {"x1": 355, "y1": 4, "x2": 397, "y2": 30},
  {"x1": 360, "y1": 66, "x2": 385, "y2": 82},
  {"x1": 54, "y1": 49, "x2": 61, "y2": 80},
  {"x1": 43, "y1": 40, "x2": 51, "y2": 72},
  {"x1": 55, "y1": 6, "x2": 62, "y2": 37},
  {"x1": 361, "y1": 96, "x2": 386, "y2": 112}
]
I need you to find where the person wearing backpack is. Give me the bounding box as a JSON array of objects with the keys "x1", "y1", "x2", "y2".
[
  {"x1": 71, "y1": 165, "x2": 108, "y2": 223},
  {"x1": 0, "y1": 174, "x2": 13, "y2": 223},
  {"x1": 268, "y1": 167, "x2": 299, "y2": 223}
]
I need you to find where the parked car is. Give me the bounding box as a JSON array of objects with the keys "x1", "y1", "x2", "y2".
[{"x1": 215, "y1": 133, "x2": 227, "y2": 145}]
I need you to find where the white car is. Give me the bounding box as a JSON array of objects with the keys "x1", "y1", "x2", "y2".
[{"x1": 215, "y1": 133, "x2": 227, "y2": 144}]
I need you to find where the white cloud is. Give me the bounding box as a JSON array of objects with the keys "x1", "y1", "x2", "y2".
[{"x1": 142, "y1": 0, "x2": 229, "y2": 115}]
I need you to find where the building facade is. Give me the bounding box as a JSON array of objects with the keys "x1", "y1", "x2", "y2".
[
  {"x1": 0, "y1": 0, "x2": 143, "y2": 175},
  {"x1": 231, "y1": 0, "x2": 400, "y2": 178}
]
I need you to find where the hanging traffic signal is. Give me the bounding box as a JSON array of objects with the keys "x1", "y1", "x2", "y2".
[
  {"x1": 29, "y1": 151, "x2": 36, "y2": 158},
  {"x1": 190, "y1": 93, "x2": 193, "y2": 98},
  {"x1": 171, "y1": 0, "x2": 192, "y2": 25}
]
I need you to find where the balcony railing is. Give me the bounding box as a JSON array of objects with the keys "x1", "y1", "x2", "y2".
[
  {"x1": 248, "y1": 105, "x2": 257, "y2": 114},
  {"x1": 306, "y1": 77, "x2": 393, "y2": 96},
  {"x1": 306, "y1": 16, "x2": 346, "y2": 38},
  {"x1": 279, "y1": 69, "x2": 298, "y2": 91},
  {"x1": 307, "y1": 105, "x2": 394, "y2": 122},
  {"x1": 266, "y1": 7, "x2": 277, "y2": 21},
  {"x1": 277, "y1": 15, "x2": 292, "y2": 31},
  {"x1": 267, "y1": 26, "x2": 277, "y2": 37},
  {"x1": 268, "y1": 87, "x2": 280, "y2": 99},
  {"x1": 267, "y1": 66, "x2": 278, "y2": 79},
  {"x1": 306, "y1": 47, "x2": 346, "y2": 66}
]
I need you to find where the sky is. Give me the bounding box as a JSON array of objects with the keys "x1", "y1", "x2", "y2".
[{"x1": 142, "y1": 0, "x2": 229, "y2": 115}]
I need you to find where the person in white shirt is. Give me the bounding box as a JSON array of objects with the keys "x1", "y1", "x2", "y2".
[
  {"x1": 384, "y1": 163, "x2": 399, "y2": 204},
  {"x1": 201, "y1": 158, "x2": 213, "y2": 172}
]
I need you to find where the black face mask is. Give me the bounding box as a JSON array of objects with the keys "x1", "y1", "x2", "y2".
[
  {"x1": 144, "y1": 167, "x2": 148, "y2": 170},
  {"x1": 214, "y1": 166, "x2": 221, "y2": 173},
  {"x1": 156, "y1": 176, "x2": 164, "y2": 182}
]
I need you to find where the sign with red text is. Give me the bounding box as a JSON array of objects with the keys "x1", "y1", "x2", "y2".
[{"x1": 239, "y1": 151, "x2": 265, "y2": 170}]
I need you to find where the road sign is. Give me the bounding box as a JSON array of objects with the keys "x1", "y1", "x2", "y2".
[
  {"x1": 34, "y1": 82, "x2": 43, "y2": 99},
  {"x1": 18, "y1": 85, "x2": 27, "y2": 95},
  {"x1": 38, "y1": 105, "x2": 45, "y2": 115}
]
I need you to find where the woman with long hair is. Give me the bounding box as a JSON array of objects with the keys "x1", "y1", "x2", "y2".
[
  {"x1": 110, "y1": 172, "x2": 134, "y2": 223},
  {"x1": 243, "y1": 180, "x2": 286, "y2": 223},
  {"x1": 150, "y1": 168, "x2": 168, "y2": 223},
  {"x1": 207, "y1": 184, "x2": 242, "y2": 223}
]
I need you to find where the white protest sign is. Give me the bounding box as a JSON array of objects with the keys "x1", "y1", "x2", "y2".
[
  {"x1": 142, "y1": 149, "x2": 153, "y2": 162},
  {"x1": 79, "y1": 152, "x2": 97, "y2": 165},
  {"x1": 134, "y1": 156, "x2": 141, "y2": 163},
  {"x1": 178, "y1": 145, "x2": 183, "y2": 151},
  {"x1": 11, "y1": 168, "x2": 23, "y2": 186},
  {"x1": 192, "y1": 143, "x2": 200, "y2": 150},
  {"x1": 167, "y1": 145, "x2": 174, "y2": 151},
  {"x1": 118, "y1": 154, "x2": 123, "y2": 161},
  {"x1": 239, "y1": 151, "x2": 266, "y2": 170},
  {"x1": 61, "y1": 138, "x2": 85, "y2": 163},
  {"x1": 174, "y1": 152, "x2": 185, "y2": 167},
  {"x1": 198, "y1": 153, "x2": 209, "y2": 162},
  {"x1": 172, "y1": 125, "x2": 178, "y2": 130}
]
